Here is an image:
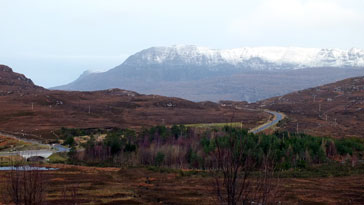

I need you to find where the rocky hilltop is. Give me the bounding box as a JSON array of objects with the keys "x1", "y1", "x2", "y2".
[{"x1": 0, "y1": 65, "x2": 43, "y2": 94}]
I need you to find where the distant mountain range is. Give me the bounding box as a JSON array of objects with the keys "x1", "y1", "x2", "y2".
[
  {"x1": 119, "y1": 45, "x2": 364, "y2": 68},
  {"x1": 53, "y1": 45, "x2": 364, "y2": 102}
]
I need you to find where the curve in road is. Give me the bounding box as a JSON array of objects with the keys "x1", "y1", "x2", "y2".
[
  {"x1": 250, "y1": 111, "x2": 284, "y2": 134},
  {"x1": 0, "y1": 132, "x2": 70, "y2": 159}
]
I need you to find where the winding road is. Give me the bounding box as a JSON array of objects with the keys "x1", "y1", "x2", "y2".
[
  {"x1": 249, "y1": 110, "x2": 284, "y2": 134},
  {"x1": 0, "y1": 110, "x2": 283, "y2": 159},
  {"x1": 0, "y1": 132, "x2": 69, "y2": 159}
]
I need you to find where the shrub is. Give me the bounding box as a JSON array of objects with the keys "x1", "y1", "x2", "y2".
[
  {"x1": 63, "y1": 136, "x2": 75, "y2": 146},
  {"x1": 154, "y1": 152, "x2": 165, "y2": 167}
]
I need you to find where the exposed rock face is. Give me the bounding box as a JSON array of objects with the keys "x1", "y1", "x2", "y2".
[
  {"x1": 0, "y1": 64, "x2": 42, "y2": 93},
  {"x1": 0, "y1": 65, "x2": 13, "y2": 72}
]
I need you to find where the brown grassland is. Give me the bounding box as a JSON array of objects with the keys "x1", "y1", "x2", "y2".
[
  {"x1": 1, "y1": 164, "x2": 364, "y2": 204},
  {"x1": 0, "y1": 65, "x2": 268, "y2": 142},
  {"x1": 260, "y1": 76, "x2": 364, "y2": 138}
]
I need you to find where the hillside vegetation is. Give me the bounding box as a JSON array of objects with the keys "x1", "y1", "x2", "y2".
[{"x1": 261, "y1": 76, "x2": 364, "y2": 138}]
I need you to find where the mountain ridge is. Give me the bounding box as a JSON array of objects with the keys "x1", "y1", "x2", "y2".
[
  {"x1": 52, "y1": 45, "x2": 364, "y2": 102},
  {"x1": 73, "y1": 46, "x2": 364, "y2": 76},
  {"x1": 120, "y1": 45, "x2": 364, "y2": 68}
]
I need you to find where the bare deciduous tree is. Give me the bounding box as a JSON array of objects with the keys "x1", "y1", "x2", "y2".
[
  {"x1": 211, "y1": 131, "x2": 280, "y2": 205},
  {"x1": 62, "y1": 184, "x2": 80, "y2": 205},
  {"x1": 3, "y1": 166, "x2": 48, "y2": 205},
  {"x1": 251, "y1": 154, "x2": 281, "y2": 204}
]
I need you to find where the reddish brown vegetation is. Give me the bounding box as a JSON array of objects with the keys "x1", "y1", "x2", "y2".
[
  {"x1": 260, "y1": 76, "x2": 364, "y2": 138},
  {"x1": 1, "y1": 165, "x2": 363, "y2": 204},
  {"x1": 0, "y1": 65, "x2": 268, "y2": 141},
  {"x1": 1, "y1": 166, "x2": 48, "y2": 205}
]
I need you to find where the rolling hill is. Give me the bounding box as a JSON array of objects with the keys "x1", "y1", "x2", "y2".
[
  {"x1": 0, "y1": 65, "x2": 267, "y2": 141},
  {"x1": 260, "y1": 76, "x2": 364, "y2": 138}
]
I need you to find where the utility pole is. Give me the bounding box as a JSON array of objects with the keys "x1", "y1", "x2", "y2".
[
  {"x1": 31, "y1": 103, "x2": 34, "y2": 111},
  {"x1": 319, "y1": 103, "x2": 321, "y2": 112}
]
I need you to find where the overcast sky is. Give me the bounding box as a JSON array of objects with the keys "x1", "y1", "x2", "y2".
[{"x1": 1, "y1": 0, "x2": 364, "y2": 87}]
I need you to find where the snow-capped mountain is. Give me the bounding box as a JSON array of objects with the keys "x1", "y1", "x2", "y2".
[
  {"x1": 123, "y1": 45, "x2": 364, "y2": 69},
  {"x1": 53, "y1": 45, "x2": 364, "y2": 102}
]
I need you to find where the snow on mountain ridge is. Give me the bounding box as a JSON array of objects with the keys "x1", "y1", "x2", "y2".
[{"x1": 126, "y1": 45, "x2": 364, "y2": 69}]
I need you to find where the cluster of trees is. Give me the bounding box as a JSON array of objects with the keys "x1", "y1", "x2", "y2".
[
  {"x1": 202, "y1": 129, "x2": 364, "y2": 170},
  {"x1": 5, "y1": 126, "x2": 363, "y2": 204},
  {"x1": 60, "y1": 126, "x2": 364, "y2": 170}
]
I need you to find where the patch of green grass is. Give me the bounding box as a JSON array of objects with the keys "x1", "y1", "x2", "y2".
[
  {"x1": 0, "y1": 136, "x2": 49, "y2": 152},
  {"x1": 48, "y1": 152, "x2": 67, "y2": 164},
  {"x1": 147, "y1": 166, "x2": 177, "y2": 173},
  {"x1": 185, "y1": 122, "x2": 243, "y2": 128},
  {"x1": 0, "y1": 155, "x2": 25, "y2": 166},
  {"x1": 16, "y1": 144, "x2": 50, "y2": 151},
  {"x1": 279, "y1": 162, "x2": 364, "y2": 178},
  {"x1": 146, "y1": 166, "x2": 211, "y2": 177}
]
